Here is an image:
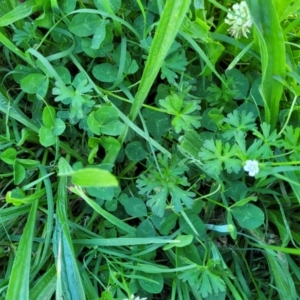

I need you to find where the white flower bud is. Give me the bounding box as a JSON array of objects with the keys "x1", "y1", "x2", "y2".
[{"x1": 225, "y1": 1, "x2": 252, "y2": 38}]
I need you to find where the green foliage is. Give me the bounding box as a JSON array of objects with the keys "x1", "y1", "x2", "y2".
[
  {"x1": 222, "y1": 110, "x2": 257, "y2": 139},
  {"x1": 178, "y1": 259, "x2": 226, "y2": 298},
  {"x1": 87, "y1": 106, "x2": 125, "y2": 136},
  {"x1": 198, "y1": 140, "x2": 241, "y2": 176},
  {"x1": 159, "y1": 92, "x2": 201, "y2": 133},
  {"x1": 53, "y1": 72, "x2": 94, "y2": 123},
  {"x1": 0, "y1": 0, "x2": 300, "y2": 299},
  {"x1": 39, "y1": 106, "x2": 66, "y2": 147},
  {"x1": 136, "y1": 154, "x2": 195, "y2": 216}
]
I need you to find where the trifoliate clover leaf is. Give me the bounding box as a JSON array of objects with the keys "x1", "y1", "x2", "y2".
[
  {"x1": 199, "y1": 140, "x2": 241, "y2": 176},
  {"x1": 222, "y1": 110, "x2": 257, "y2": 140},
  {"x1": 136, "y1": 154, "x2": 195, "y2": 217},
  {"x1": 159, "y1": 93, "x2": 201, "y2": 133}
]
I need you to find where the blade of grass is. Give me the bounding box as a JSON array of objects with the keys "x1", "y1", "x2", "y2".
[
  {"x1": 29, "y1": 265, "x2": 56, "y2": 300},
  {"x1": 73, "y1": 237, "x2": 180, "y2": 247},
  {"x1": 54, "y1": 161, "x2": 86, "y2": 299},
  {"x1": 70, "y1": 185, "x2": 136, "y2": 236},
  {"x1": 129, "y1": 0, "x2": 191, "y2": 121},
  {"x1": 245, "y1": 0, "x2": 285, "y2": 129},
  {"x1": 5, "y1": 201, "x2": 39, "y2": 299},
  {"x1": 0, "y1": 30, "x2": 34, "y2": 66},
  {"x1": 0, "y1": 0, "x2": 39, "y2": 26}
]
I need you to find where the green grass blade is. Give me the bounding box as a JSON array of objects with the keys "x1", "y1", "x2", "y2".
[
  {"x1": 54, "y1": 172, "x2": 86, "y2": 299},
  {"x1": 129, "y1": 0, "x2": 191, "y2": 121},
  {"x1": 0, "y1": 0, "x2": 39, "y2": 26},
  {"x1": 0, "y1": 30, "x2": 34, "y2": 66},
  {"x1": 70, "y1": 185, "x2": 136, "y2": 236},
  {"x1": 29, "y1": 265, "x2": 56, "y2": 300},
  {"x1": 246, "y1": 0, "x2": 285, "y2": 129},
  {"x1": 73, "y1": 237, "x2": 179, "y2": 246},
  {"x1": 5, "y1": 201, "x2": 39, "y2": 300}
]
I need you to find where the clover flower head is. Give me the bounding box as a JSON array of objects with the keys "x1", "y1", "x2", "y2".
[
  {"x1": 243, "y1": 160, "x2": 259, "y2": 177},
  {"x1": 225, "y1": 1, "x2": 252, "y2": 38},
  {"x1": 124, "y1": 295, "x2": 147, "y2": 300}
]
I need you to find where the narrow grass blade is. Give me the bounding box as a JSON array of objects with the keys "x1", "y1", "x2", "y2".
[
  {"x1": 70, "y1": 185, "x2": 136, "y2": 236},
  {"x1": 246, "y1": 0, "x2": 285, "y2": 129},
  {"x1": 0, "y1": 0, "x2": 39, "y2": 26},
  {"x1": 0, "y1": 30, "x2": 34, "y2": 66},
  {"x1": 5, "y1": 201, "x2": 39, "y2": 300},
  {"x1": 129, "y1": 0, "x2": 191, "y2": 121},
  {"x1": 54, "y1": 174, "x2": 86, "y2": 300},
  {"x1": 29, "y1": 265, "x2": 56, "y2": 300},
  {"x1": 73, "y1": 237, "x2": 180, "y2": 246}
]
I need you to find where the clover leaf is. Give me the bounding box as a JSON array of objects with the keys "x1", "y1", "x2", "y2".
[
  {"x1": 39, "y1": 106, "x2": 66, "y2": 147},
  {"x1": 87, "y1": 106, "x2": 125, "y2": 136}
]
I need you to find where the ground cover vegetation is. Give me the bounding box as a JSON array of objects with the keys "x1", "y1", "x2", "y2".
[{"x1": 0, "y1": 0, "x2": 300, "y2": 299}]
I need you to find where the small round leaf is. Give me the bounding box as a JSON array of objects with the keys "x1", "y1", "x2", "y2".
[
  {"x1": 69, "y1": 13, "x2": 102, "y2": 37},
  {"x1": 92, "y1": 63, "x2": 118, "y2": 82},
  {"x1": 53, "y1": 118, "x2": 66, "y2": 136},
  {"x1": 21, "y1": 74, "x2": 47, "y2": 94},
  {"x1": 231, "y1": 203, "x2": 264, "y2": 229},
  {"x1": 39, "y1": 126, "x2": 56, "y2": 147},
  {"x1": 137, "y1": 219, "x2": 156, "y2": 237},
  {"x1": 138, "y1": 272, "x2": 163, "y2": 294},
  {"x1": 124, "y1": 197, "x2": 147, "y2": 217},
  {"x1": 125, "y1": 141, "x2": 147, "y2": 162}
]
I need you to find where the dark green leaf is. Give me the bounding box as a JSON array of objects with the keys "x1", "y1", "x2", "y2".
[
  {"x1": 137, "y1": 219, "x2": 156, "y2": 237},
  {"x1": 92, "y1": 63, "x2": 118, "y2": 82},
  {"x1": 231, "y1": 203, "x2": 264, "y2": 229},
  {"x1": 138, "y1": 272, "x2": 163, "y2": 294},
  {"x1": 125, "y1": 141, "x2": 147, "y2": 162},
  {"x1": 123, "y1": 197, "x2": 147, "y2": 217}
]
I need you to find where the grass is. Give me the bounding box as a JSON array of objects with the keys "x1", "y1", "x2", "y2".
[{"x1": 0, "y1": 0, "x2": 300, "y2": 299}]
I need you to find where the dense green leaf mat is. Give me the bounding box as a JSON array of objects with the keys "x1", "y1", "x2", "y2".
[{"x1": 0, "y1": 0, "x2": 300, "y2": 299}]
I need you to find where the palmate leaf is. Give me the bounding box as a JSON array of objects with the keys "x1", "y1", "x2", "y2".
[
  {"x1": 222, "y1": 110, "x2": 257, "y2": 140},
  {"x1": 146, "y1": 187, "x2": 168, "y2": 217},
  {"x1": 159, "y1": 93, "x2": 201, "y2": 133},
  {"x1": 199, "y1": 140, "x2": 241, "y2": 176},
  {"x1": 169, "y1": 185, "x2": 194, "y2": 212},
  {"x1": 13, "y1": 22, "x2": 37, "y2": 46},
  {"x1": 137, "y1": 154, "x2": 195, "y2": 216},
  {"x1": 178, "y1": 260, "x2": 226, "y2": 298}
]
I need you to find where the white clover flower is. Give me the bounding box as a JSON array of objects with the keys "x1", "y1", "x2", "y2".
[
  {"x1": 124, "y1": 295, "x2": 147, "y2": 300},
  {"x1": 243, "y1": 160, "x2": 259, "y2": 177},
  {"x1": 225, "y1": 1, "x2": 252, "y2": 38}
]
